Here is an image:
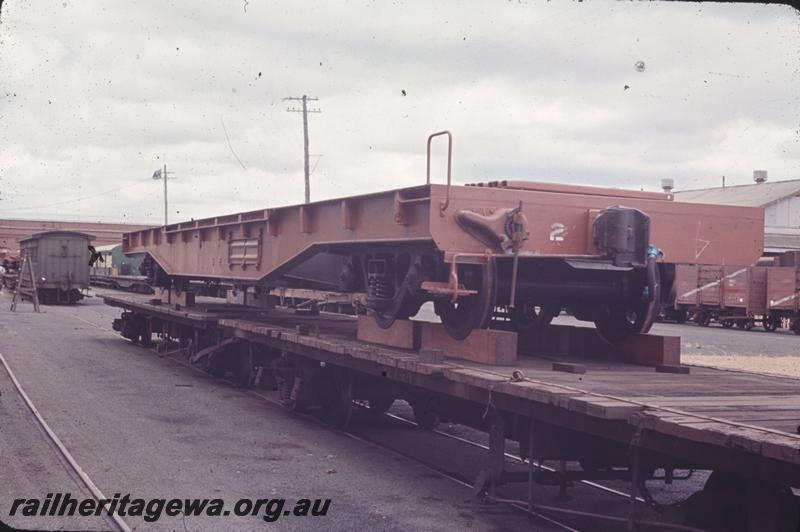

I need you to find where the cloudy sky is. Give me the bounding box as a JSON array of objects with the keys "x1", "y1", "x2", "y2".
[{"x1": 0, "y1": 1, "x2": 798, "y2": 225}]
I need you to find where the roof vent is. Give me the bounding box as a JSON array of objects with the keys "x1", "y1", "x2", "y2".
[
  {"x1": 753, "y1": 170, "x2": 768, "y2": 184},
  {"x1": 660, "y1": 178, "x2": 674, "y2": 193}
]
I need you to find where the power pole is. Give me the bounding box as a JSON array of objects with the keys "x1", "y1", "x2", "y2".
[
  {"x1": 284, "y1": 95, "x2": 321, "y2": 203},
  {"x1": 163, "y1": 158, "x2": 168, "y2": 224},
  {"x1": 152, "y1": 155, "x2": 176, "y2": 225}
]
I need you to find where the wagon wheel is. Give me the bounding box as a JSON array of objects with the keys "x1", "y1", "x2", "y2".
[
  {"x1": 696, "y1": 312, "x2": 712, "y2": 327},
  {"x1": 721, "y1": 319, "x2": 734, "y2": 328},
  {"x1": 206, "y1": 352, "x2": 229, "y2": 378},
  {"x1": 683, "y1": 471, "x2": 748, "y2": 531},
  {"x1": 136, "y1": 317, "x2": 153, "y2": 347},
  {"x1": 593, "y1": 305, "x2": 648, "y2": 344},
  {"x1": 509, "y1": 302, "x2": 560, "y2": 331},
  {"x1": 372, "y1": 310, "x2": 395, "y2": 328},
  {"x1": 373, "y1": 261, "x2": 424, "y2": 329},
  {"x1": 409, "y1": 400, "x2": 440, "y2": 430},
  {"x1": 434, "y1": 259, "x2": 497, "y2": 341},
  {"x1": 366, "y1": 397, "x2": 395, "y2": 416},
  {"x1": 594, "y1": 259, "x2": 662, "y2": 344},
  {"x1": 139, "y1": 329, "x2": 153, "y2": 347},
  {"x1": 234, "y1": 344, "x2": 254, "y2": 388},
  {"x1": 374, "y1": 295, "x2": 423, "y2": 329},
  {"x1": 763, "y1": 315, "x2": 779, "y2": 332},
  {"x1": 319, "y1": 367, "x2": 353, "y2": 429}
]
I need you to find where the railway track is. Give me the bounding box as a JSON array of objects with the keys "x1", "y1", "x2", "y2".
[
  {"x1": 0, "y1": 352, "x2": 132, "y2": 532},
  {"x1": 352, "y1": 407, "x2": 708, "y2": 532},
  {"x1": 377, "y1": 411, "x2": 710, "y2": 532}
]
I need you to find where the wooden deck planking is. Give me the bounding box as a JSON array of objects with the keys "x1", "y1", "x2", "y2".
[{"x1": 116, "y1": 302, "x2": 800, "y2": 466}]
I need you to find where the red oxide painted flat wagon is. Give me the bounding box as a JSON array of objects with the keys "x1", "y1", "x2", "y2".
[{"x1": 123, "y1": 132, "x2": 764, "y2": 343}]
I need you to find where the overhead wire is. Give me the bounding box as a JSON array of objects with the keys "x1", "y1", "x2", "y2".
[{"x1": 2, "y1": 182, "x2": 143, "y2": 212}]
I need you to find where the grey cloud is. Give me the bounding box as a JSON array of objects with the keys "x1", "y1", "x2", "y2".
[{"x1": 0, "y1": 1, "x2": 798, "y2": 225}]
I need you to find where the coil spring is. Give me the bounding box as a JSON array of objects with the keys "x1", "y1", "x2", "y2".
[{"x1": 367, "y1": 276, "x2": 393, "y2": 299}]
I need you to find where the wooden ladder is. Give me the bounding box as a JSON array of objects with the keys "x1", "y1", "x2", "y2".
[{"x1": 10, "y1": 253, "x2": 40, "y2": 313}]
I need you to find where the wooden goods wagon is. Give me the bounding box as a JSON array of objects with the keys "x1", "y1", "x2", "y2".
[
  {"x1": 18, "y1": 230, "x2": 93, "y2": 304},
  {"x1": 767, "y1": 252, "x2": 800, "y2": 334}
]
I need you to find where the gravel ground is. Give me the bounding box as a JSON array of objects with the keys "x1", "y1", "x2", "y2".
[
  {"x1": 553, "y1": 313, "x2": 800, "y2": 379},
  {"x1": 680, "y1": 353, "x2": 800, "y2": 379},
  {"x1": 646, "y1": 318, "x2": 800, "y2": 380}
]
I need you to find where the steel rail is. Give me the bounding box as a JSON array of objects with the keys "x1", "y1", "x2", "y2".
[
  {"x1": 260, "y1": 392, "x2": 707, "y2": 531},
  {"x1": 337, "y1": 425, "x2": 581, "y2": 532},
  {"x1": 377, "y1": 410, "x2": 709, "y2": 532},
  {"x1": 489, "y1": 495, "x2": 708, "y2": 532},
  {"x1": 381, "y1": 410, "x2": 645, "y2": 503},
  {"x1": 0, "y1": 352, "x2": 132, "y2": 532}
]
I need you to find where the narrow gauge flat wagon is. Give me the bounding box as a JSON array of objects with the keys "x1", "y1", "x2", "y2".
[
  {"x1": 18, "y1": 230, "x2": 93, "y2": 304},
  {"x1": 123, "y1": 132, "x2": 764, "y2": 343},
  {"x1": 102, "y1": 291, "x2": 800, "y2": 531},
  {"x1": 89, "y1": 243, "x2": 153, "y2": 294}
]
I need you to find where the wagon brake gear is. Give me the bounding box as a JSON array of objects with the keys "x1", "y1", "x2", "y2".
[
  {"x1": 434, "y1": 256, "x2": 497, "y2": 340},
  {"x1": 504, "y1": 201, "x2": 530, "y2": 252},
  {"x1": 505, "y1": 201, "x2": 529, "y2": 308}
]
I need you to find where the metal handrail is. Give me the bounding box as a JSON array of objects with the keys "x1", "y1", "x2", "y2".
[{"x1": 426, "y1": 131, "x2": 452, "y2": 215}]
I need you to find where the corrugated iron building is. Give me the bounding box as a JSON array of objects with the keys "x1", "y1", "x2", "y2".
[{"x1": 675, "y1": 178, "x2": 800, "y2": 253}]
